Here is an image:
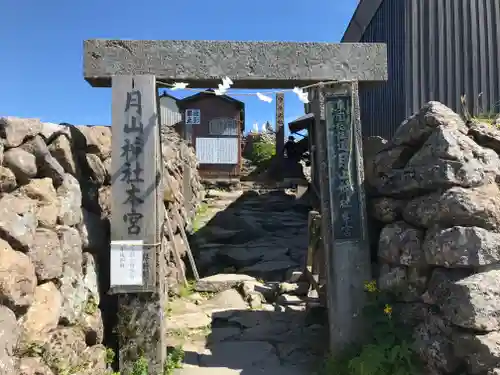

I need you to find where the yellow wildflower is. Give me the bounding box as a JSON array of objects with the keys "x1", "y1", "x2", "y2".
[
  {"x1": 364, "y1": 280, "x2": 378, "y2": 293},
  {"x1": 384, "y1": 304, "x2": 392, "y2": 316}
]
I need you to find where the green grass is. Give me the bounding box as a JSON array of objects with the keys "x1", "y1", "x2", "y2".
[{"x1": 191, "y1": 203, "x2": 210, "y2": 233}]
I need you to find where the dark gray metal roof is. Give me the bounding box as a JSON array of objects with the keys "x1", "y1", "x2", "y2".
[
  {"x1": 288, "y1": 113, "x2": 314, "y2": 133},
  {"x1": 341, "y1": 0, "x2": 384, "y2": 42}
]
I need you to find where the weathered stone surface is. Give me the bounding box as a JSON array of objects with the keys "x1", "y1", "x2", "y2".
[
  {"x1": 392, "y1": 101, "x2": 468, "y2": 147},
  {"x1": 0, "y1": 305, "x2": 19, "y2": 375},
  {"x1": 413, "y1": 315, "x2": 457, "y2": 374},
  {"x1": 195, "y1": 274, "x2": 256, "y2": 293},
  {"x1": 18, "y1": 357, "x2": 55, "y2": 375},
  {"x1": 74, "y1": 125, "x2": 112, "y2": 160},
  {"x1": 374, "y1": 128, "x2": 500, "y2": 196},
  {"x1": 48, "y1": 134, "x2": 78, "y2": 176},
  {"x1": 77, "y1": 308, "x2": 104, "y2": 346},
  {"x1": 0, "y1": 194, "x2": 37, "y2": 251},
  {"x1": 4, "y1": 148, "x2": 37, "y2": 184},
  {"x1": 19, "y1": 282, "x2": 62, "y2": 349},
  {"x1": 85, "y1": 153, "x2": 107, "y2": 184},
  {"x1": 404, "y1": 184, "x2": 500, "y2": 231},
  {"x1": 58, "y1": 266, "x2": 90, "y2": 325},
  {"x1": 453, "y1": 331, "x2": 500, "y2": 375},
  {"x1": 28, "y1": 228, "x2": 63, "y2": 281},
  {"x1": 41, "y1": 327, "x2": 87, "y2": 374},
  {"x1": 57, "y1": 174, "x2": 82, "y2": 226},
  {"x1": 432, "y1": 270, "x2": 500, "y2": 331},
  {"x1": 18, "y1": 178, "x2": 59, "y2": 229},
  {"x1": 0, "y1": 238, "x2": 36, "y2": 312},
  {"x1": 423, "y1": 226, "x2": 500, "y2": 267},
  {"x1": 84, "y1": 39, "x2": 388, "y2": 88},
  {"x1": 57, "y1": 226, "x2": 83, "y2": 272},
  {"x1": 0, "y1": 166, "x2": 17, "y2": 193},
  {"x1": 469, "y1": 121, "x2": 500, "y2": 154},
  {"x1": 0, "y1": 117, "x2": 42, "y2": 147},
  {"x1": 378, "y1": 264, "x2": 428, "y2": 301},
  {"x1": 21, "y1": 135, "x2": 66, "y2": 187},
  {"x1": 378, "y1": 221, "x2": 425, "y2": 266},
  {"x1": 368, "y1": 197, "x2": 404, "y2": 223}
]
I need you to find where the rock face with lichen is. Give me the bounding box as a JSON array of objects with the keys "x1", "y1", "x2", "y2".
[
  {"x1": 0, "y1": 117, "x2": 203, "y2": 375},
  {"x1": 365, "y1": 102, "x2": 500, "y2": 375}
]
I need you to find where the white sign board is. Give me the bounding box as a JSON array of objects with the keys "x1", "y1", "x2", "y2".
[
  {"x1": 196, "y1": 137, "x2": 239, "y2": 164},
  {"x1": 110, "y1": 240, "x2": 144, "y2": 286}
]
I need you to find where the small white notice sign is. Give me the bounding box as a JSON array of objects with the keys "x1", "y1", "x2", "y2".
[{"x1": 110, "y1": 240, "x2": 144, "y2": 287}]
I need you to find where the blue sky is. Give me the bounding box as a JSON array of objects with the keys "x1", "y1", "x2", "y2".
[{"x1": 0, "y1": 0, "x2": 357, "y2": 133}]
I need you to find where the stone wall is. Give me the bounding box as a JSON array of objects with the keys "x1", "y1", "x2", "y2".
[
  {"x1": 0, "y1": 117, "x2": 203, "y2": 375},
  {"x1": 365, "y1": 102, "x2": 500, "y2": 375}
]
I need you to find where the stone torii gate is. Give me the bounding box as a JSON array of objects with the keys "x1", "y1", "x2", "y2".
[{"x1": 83, "y1": 39, "x2": 387, "y2": 375}]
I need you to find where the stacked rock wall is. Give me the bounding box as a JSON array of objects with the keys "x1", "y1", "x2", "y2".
[
  {"x1": 365, "y1": 102, "x2": 500, "y2": 375},
  {"x1": 0, "y1": 117, "x2": 203, "y2": 375}
]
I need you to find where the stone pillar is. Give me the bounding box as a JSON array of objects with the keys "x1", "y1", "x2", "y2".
[
  {"x1": 109, "y1": 75, "x2": 166, "y2": 375},
  {"x1": 275, "y1": 93, "x2": 285, "y2": 156},
  {"x1": 315, "y1": 81, "x2": 371, "y2": 353}
]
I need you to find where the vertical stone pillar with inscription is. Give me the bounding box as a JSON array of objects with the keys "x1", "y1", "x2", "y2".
[
  {"x1": 275, "y1": 92, "x2": 285, "y2": 157},
  {"x1": 110, "y1": 75, "x2": 166, "y2": 375},
  {"x1": 315, "y1": 81, "x2": 371, "y2": 353}
]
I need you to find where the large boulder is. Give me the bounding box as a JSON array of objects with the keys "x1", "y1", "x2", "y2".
[
  {"x1": 423, "y1": 226, "x2": 500, "y2": 267},
  {"x1": 0, "y1": 239, "x2": 37, "y2": 312},
  {"x1": 429, "y1": 270, "x2": 500, "y2": 332},
  {"x1": 404, "y1": 183, "x2": 500, "y2": 231},
  {"x1": 0, "y1": 117, "x2": 43, "y2": 148},
  {"x1": 0, "y1": 194, "x2": 37, "y2": 251},
  {"x1": 378, "y1": 221, "x2": 425, "y2": 266}
]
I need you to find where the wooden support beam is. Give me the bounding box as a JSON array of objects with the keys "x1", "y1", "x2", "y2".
[
  {"x1": 109, "y1": 75, "x2": 166, "y2": 374},
  {"x1": 83, "y1": 40, "x2": 388, "y2": 88}
]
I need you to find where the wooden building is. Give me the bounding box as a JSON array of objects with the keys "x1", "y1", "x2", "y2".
[
  {"x1": 177, "y1": 90, "x2": 245, "y2": 179},
  {"x1": 159, "y1": 92, "x2": 182, "y2": 128},
  {"x1": 341, "y1": 0, "x2": 500, "y2": 139}
]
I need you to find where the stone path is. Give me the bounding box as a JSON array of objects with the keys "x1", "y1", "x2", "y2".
[{"x1": 167, "y1": 186, "x2": 327, "y2": 375}]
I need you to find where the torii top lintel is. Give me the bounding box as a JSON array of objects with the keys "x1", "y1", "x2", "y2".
[{"x1": 83, "y1": 39, "x2": 388, "y2": 89}]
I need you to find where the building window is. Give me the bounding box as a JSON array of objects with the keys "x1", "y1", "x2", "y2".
[
  {"x1": 185, "y1": 109, "x2": 201, "y2": 125},
  {"x1": 209, "y1": 117, "x2": 238, "y2": 136}
]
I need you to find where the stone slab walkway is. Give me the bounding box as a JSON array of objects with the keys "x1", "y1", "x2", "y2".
[{"x1": 167, "y1": 187, "x2": 327, "y2": 374}]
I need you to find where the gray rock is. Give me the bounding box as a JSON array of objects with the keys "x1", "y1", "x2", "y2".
[
  {"x1": 77, "y1": 308, "x2": 104, "y2": 346},
  {"x1": 57, "y1": 174, "x2": 82, "y2": 226},
  {"x1": 423, "y1": 226, "x2": 500, "y2": 267},
  {"x1": 404, "y1": 184, "x2": 500, "y2": 231},
  {"x1": 392, "y1": 101, "x2": 468, "y2": 147},
  {"x1": 0, "y1": 117, "x2": 42, "y2": 147},
  {"x1": 21, "y1": 135, "x2": 66, "y2": 187},
  {"x1": 195, "y1": 274, "x2": 256, "y2": 293},
  {"x1": 378, "y1": 264, "x2": 428, "y2": 301},
  {"x1": 3, "y1": 148, "x2": 37, "y2": 184},
  {"x1": 0, "y1": 194, "x2": 37, "y2": 251},
  {"x1": 18, "y1": 357, "x2": 54, "y2": 375},
  {"x1": 469, "y1": 121, "x2": 500, "y2": 154},
  {"x1": 18, "y1": 178, "x2": 59, "y2": 230},
  {"x1": 368, "y1": 197, "x2": 404, "y2": 223},
  {"x1": 0, "y1": 306, "x2": 18, "y2": 375},
  {"x1": 18, "y1": 282, "x2": 62, "y2": 350},
  {"x1": 240, "y1": 259, "x2": 298, "y2": 281},
  {"x1": 0, "y1": 166, "x2": 16, "y2": 193},
  {"x1": 74, "y1": 125, "x2": 112, "y2": 160},
  {"x1": 453, "y1": 331, "x2": 500, "y2": 375},
  {"x1": 82, "y1": 252, "x2": 100, "y2": 305},
  {"x1": 199, "y1": 341, "x2": 280, "y2": 368},
  {"x1": 216, "y1": 247, "x2": 264, "y2": 268},
  {"x1": 413, "y1": 314, "x2": 457, "y2": 374},
  {"x1": 85, "y1": 153, "x2": 107, "y2": 185},
  {"x1": 41, "y1": 327, "x2": 87, "y2": 374},
  {"x1": 48, "y1": 134, "x2": 78, "y2": 176},
  {"x1": 0, "y1": 238, "x2": 37, "y2": 312},
  {"x1": 58, "y1": 266, "x2": 88, "y2": 325},
  {"x1": 433, "y1": 270, "x2": 500, "y2": 331},
  {"x1": 57, "y1": 226, "x2": 83, "y2": 272},
  {"x1": 378, "y1": 221, "x2": 425, "y2": 266},
  {"x1": 373, "y1": 127, "x2": 500, "y2": 196},
  {"x1": 201, "y1": 289, "x2": 248, "y2": 312},
  {"x1": 28, "y1": 228, "x2": 63, "y2": 281}
]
